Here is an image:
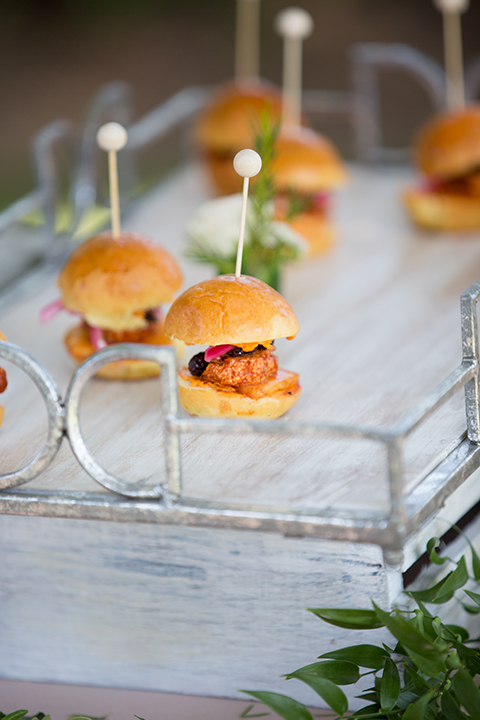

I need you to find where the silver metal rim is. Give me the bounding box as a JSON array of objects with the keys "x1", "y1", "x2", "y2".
[
  {"x1": 0, "y1": 341, "x2": 64, "y2": 488},
  {"x1": 64, "y1": 343, "x2": 177, "y2": 499}
]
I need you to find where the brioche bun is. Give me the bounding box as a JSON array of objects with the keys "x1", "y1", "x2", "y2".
[
  {"x1": 64, "y1": 320, "x2": 174, "y2": 379},
  {"x1": 58, "y1": 232, "x2": 182, "y2": 331},
  {"x1": 272, "y1": 127, "x2": 348, "y2": 193},
  {"x1": 403, "y1": 187, "x2": 480, "y2": 230},
  {"x1": 414, "y1": 106, "x2": 480, "y2": 180},
  {"x1": 178, "y1": 370, "x2": 301, "y2": 419},
  {"x1": 194, "y1": 80, "x2": 282, "y2": 154},
  {"x1": 165, "y1": 274, "x2": 299, "y2": 346}
]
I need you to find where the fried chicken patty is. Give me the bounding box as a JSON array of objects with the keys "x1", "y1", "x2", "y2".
[
  {"x1": 202, "y1": 349, "x2": 278, "y2": 387},
  {"x1": 0, "y1": 367, "x2": 7, "y2": 394}
]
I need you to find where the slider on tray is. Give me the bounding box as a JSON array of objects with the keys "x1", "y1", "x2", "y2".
[
  {"x1": 272, "y1": 126, "x2": 348, "y2": 256},
  {"x1": 194, "y1": 80, "x2": 283, "y2": 196},
  {"x1": 164, "y1": 273, "x2": 301, "y2": 419},
  {"x1": 44, "y1": 231, "x2": 183, "y2": 379},
  {"x1": 403, "y1": 106, "x2": 480, "y2": 230}
]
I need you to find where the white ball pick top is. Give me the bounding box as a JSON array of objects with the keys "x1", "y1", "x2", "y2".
[
  {"x1": 233, "y1": 149, "x2": 262, "y2": 277},
  {"x1": 434, "y1": 0, "x2": 469, "y2": 13},
  {"x1": 275, "y1": 6, "x2": 314, "y2": 40},
  {"x1": 234, "y1": 148, "x2": 263, "y2": 178},
  {"x1": 96, "y1": 122, "x2": 128, "y2": 239},
  {"x1": 96, "y1": 122, "x2": 128, "y2": 152}
]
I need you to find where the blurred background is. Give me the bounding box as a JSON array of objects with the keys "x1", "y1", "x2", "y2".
[{"x1": 2, "y1": 0, "x2": 480, "y2": 211}]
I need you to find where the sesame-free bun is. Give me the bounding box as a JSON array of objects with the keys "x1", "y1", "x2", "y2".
[
  {"x1": 403, "y1": 187, "x2": 480, "y2": 230},
  {"x1": 177, "y1": 370, "x2": 301, "y2": 419},
  {"x1": 194, "y1": 80, "x2": 282, "y2": 154},
  {"x1": 414, "y1": 106, "x2": 480, "y2": 179},
  {"x1": 64, "y1": 320, "x2": 174, "y2": 379},
  {"x1": 58, "y1": 232, "x2": 182, "y2": 331},
  {"x1": 165, "y1": 274, "x2": 299, "y2": 346},
  {"x1": 272, "y1": 127, "x2": 348, "y2": 193}
]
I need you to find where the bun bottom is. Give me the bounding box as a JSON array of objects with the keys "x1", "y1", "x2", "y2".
[
  {"x1": 64, "y1": 321, "x2": 174, "y2": 380},
  {"x1": 403, "y1": 188, "x2": 480, "y2": 230},
  {"x1": 0, "y1": 406, "x2": 4, "y2": 427},
  {"x1": 288, "y1": 211, "x2": 336, "y2": 256},
  {"x1": 178, "y1": 371, "x2": 301, "y2": 419}
]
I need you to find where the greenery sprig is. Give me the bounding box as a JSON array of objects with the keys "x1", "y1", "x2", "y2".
[
  {"x1": 242, "y1": 534, "x2": 480, "y2": 719},
  {"x1": 185, "y1": 112, "x2": 305, "y2": 291}
]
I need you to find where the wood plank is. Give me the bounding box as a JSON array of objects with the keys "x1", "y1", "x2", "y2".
[{"x1": 0, "y1": 164, "x2": 477, "y2": 516}]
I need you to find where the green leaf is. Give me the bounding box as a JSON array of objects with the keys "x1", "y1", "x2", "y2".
[
  {"x1": 287, "y1": 675, "x2": 348, "y2": 716},
  {"x1": 240, "y1": 692, "x2": 313, "y2": 720},
  {"x1": 308, "y1": 608, "x2": 383, "y2": 630},
  {"x1": 319, "y1": 644, "x2": 388, "y2": 670},
  {"x1": 403, "y1": 690, "x2": 437, "y2": 720},
  {"x1": 461, "y1": 602, "x2": 480, "y2": 615},
  {"x1": 240, "y1": 705, "x2": 270, "y2": 718},
  {"x1": 409, "y1": 557, "x2": 469, "y2": 604},
  {"x1": 451, "y1": 668, "x2": 480, "y2": 716},
  {"x1": 464, "y1": 589, "x2": 480, "y2": 607},
  {"x1": 441, "y1": 689, "x2": 467, "y2": 720},
  {"x1": 352, "y1": 705, "x2": 380, "y2": 716},
  {"x1": 1, "y1": 714, "x2": 29, "y2": 720},
  {"x1": 397, "y1": 691, "x2": 422, "y2": 710},
  {"x1": 380, "y1": 658, "x2": 400, "y2": 711},
  {"x1": 372, "y1": 603, "x2": 448, "y2": 674},
  {"x1": 443, "y1": 624, "x2": 469, "y2": 642},
  {"x1": 427, "y1": 537, "x2": 449, "y2": 565},
  {"x1": 285, "y1": 660, "x2": 359, "y2": 685},
  {"x1": 451, "y1": 525, "x2": 480, "y2": 581}
]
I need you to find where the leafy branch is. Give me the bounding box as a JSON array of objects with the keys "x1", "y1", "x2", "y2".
[{"x1": 241, "y1": 535, "x2": 480, "y2": 718}]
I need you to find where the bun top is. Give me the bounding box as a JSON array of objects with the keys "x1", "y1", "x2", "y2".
[
  {"x1": 194, "y1": 80, "x2": 282, "y2": 153},
  {"x1": 414, "y1": 106, "x2": 480, "y2": 179},
  {"x1": 58, "y1": 232, "x2": 183, "y2": 331},
  {"x1": 272, "y1": 126, "x2": 348, "y2": 192},
  {"x1": 165, "y1": 274, "x2": 299, "y2": 345}
]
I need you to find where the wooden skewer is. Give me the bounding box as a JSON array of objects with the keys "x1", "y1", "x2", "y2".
[
  {"x1": 96, "y1": 122, "x2": 128, "y2": 239},
  {"x1": 235, "y1": 0, "x2": 261, "y2": 82},
  {"x1": 275, "y1": 6, "x2": 314, "y2": 129},
  {"x1": 434, "y1": 0, "x2": 470, "y2": 110},
  {"x1": 233, "y1": 149, "x2": 262, "y2": 277}
]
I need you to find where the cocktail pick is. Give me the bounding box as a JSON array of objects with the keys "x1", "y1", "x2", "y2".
[
  {"x1": 233, "y1": 149, "x2": 262, "y2": 277},
  {"x1": 433, "y1": 0, "x2": 470, "y2": 109},
  {"x1": 96, "y1": 122, "x2": 128, "y2": 239},
  {"x1": 275, "y1": 6, "x2": 314, "y2": 128},
  {"x1": 235, "y1": 0, "x2": 261, "y2": 82}
]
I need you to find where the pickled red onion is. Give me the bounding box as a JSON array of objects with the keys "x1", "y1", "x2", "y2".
[
  {"x1": 204, "y1": 344, "x2": 235, "y2": 362},
  {"x1": 39, "y1": 299, "x2": 66, "y2": 324},
  {"x1": 313, "y1": 192, "x2": 332, "y2": 210},
  {"x1": 89, "y1": 326, "x2": 107, "y2": 351}
]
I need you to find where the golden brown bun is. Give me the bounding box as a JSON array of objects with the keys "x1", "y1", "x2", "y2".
[
  {"x1": 58, "y1": 232, "x2": 182, "y2": 331},
  {"x1": 0, "y1": 406, "x2": 4, "y2": 428},
  {"x1": 64, "y1": 320, "x2": 173, "y2": 380},
  {"x1": 178, "y1": 370, "x2": 301, "y2": 419},
  {"x1": 272, "y1": 127, "x2": 348, "y2": 193},
  {"x1": 414, "y1": 106, "x2": 480, "y2": 179},
  {"x1": 403, "y1": 187, "x2": 480, "y2": 230},
  {"x1": 203, "y1": 150, "x2": 245, "y2": 196},
  {"x1": 194, "y1": 80, "x2": 282, "y2": 154},
  {"x1": 165, "y1": 274, "x2": 299, "y2": 346},
  {"x1": 0, "y1": 331, "x2": 6, "y2": 341}
]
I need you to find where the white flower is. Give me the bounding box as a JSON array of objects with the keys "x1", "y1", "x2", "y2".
[
  {"x1": 187, "y1": 193, "x2": 308, "y2": 258},
  {"x1": 187, "y1": 194, "x2": 251, "y2": 257}
]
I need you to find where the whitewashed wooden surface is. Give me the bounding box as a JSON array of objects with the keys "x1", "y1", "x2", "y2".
[
  {"x1": 0, "y1": 513, "x2": 390, "y2": 707},
  {"x1": 1, "y1": 164, "x2": 480, "y2": 705},
  {"x1": 0, "y1": 163, "x2": 477, "y2": 514}
]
